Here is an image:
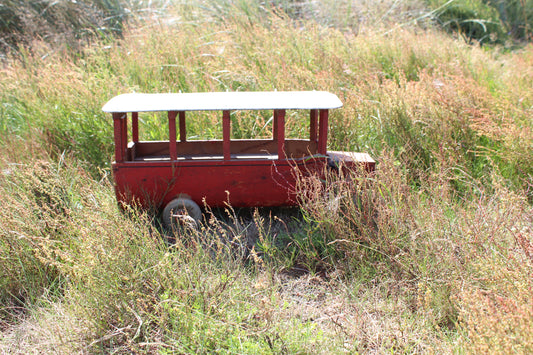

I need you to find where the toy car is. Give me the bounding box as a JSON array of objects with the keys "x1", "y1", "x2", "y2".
[{"x1": 103, "y1": 91, "x2": 375, "y2": 227}]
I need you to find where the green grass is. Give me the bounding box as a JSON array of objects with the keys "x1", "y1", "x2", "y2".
[
  {"x1": 1, "y1": 0, "x2": 532, "y2": 353},
  {"x1": 427, "y1": 0, "x2": 533, "y2": 44},
  {"x1": 0, "y1": 0, "x2": 172, "y2": 53}
]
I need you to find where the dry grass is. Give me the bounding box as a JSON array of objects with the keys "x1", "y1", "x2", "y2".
[
  {"x1": 0, "y1": 0, "x2": 532, "y2": 353},
  {"x1": 294, "y1": 154, "x2": 532, "y2": 353}
]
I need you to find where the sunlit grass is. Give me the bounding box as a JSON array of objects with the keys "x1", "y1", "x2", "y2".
[{"x1": 0, "y1": 0, "x2": 532, "y2": 353}]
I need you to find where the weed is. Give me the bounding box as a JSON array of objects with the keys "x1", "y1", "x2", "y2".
[{"x1": 0, "y1": 0, "x2": 532, "y2": 352}]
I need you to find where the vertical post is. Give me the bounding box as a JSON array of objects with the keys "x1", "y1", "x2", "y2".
[
  {"x1": 113, "y1": 112, "x2": 126, "y2": 163},
  {"x1": 168, "y1": 111, "x2": 177, "y2": 161},
  {"x1": 179, "y1": 111, "x2": 186, "y2": 142},
  {"x1": 223, "y1": 110, "x2": 231, "y2": 160},
  {"x1": 276, "y1": 109, "x2": 286, "y2": 159},
  {"x1": 318, "y1": 109, "x2": 328, "y2": 155},
  {"x1": 272, "y1": 110, "x2": 278, "y2": 140},
  {"x1": 309, "y1": 109, "x2": 318, "y2": 143},
  {"x1": 121, "y1": 114, "x2": 128, "y2": 158},
  {"x1": 131, "y1": 112, "x2": 139, "y2": 143}
]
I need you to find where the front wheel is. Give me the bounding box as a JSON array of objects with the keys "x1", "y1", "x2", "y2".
[{"x1": 162, "y1": 197, "x2": 202, "y2": 230}]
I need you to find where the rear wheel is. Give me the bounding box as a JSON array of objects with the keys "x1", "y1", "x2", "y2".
[{"x1": 162, "y1": 197, "x2": 202, "y2": 230}]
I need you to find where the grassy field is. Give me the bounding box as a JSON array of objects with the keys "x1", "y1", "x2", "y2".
[{"x1": 1, "y1": 0, "x2": 532, "y2": 353}]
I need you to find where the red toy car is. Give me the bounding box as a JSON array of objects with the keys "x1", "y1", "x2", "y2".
[{"x1": 103, "y1": 91, "x2": 374, "y2": 227}]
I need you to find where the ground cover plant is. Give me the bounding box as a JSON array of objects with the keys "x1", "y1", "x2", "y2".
[{"x1": 1, "y1": 0, "x2": 532, "y2": 353}]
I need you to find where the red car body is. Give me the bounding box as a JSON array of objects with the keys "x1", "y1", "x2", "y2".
[{"x1": 103, "y1": 91, "x2": 374, "y2": 218}]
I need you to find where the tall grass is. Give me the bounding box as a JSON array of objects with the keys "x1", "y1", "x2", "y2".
[
  {"x1": 0, "y1": 0, "x2": 171, "y2": 54},
  {"x1": 294, "y1": 155, "x2": 532, "y2": 340},
  {"x1": 0, "y1": 0, "x2": 532, "y2": 352},
  {"x1": 2, "y1": 4, "x2": 531, "y2": 186},
  {"x1": 1, "y1": 0, "x2": 531, "y2": 56},
  {"x1": 0, "y1": 156, "x2": 361, "y2": 353},
  {"x1": 428, "y1": 0, "x2": 533, "y2": 44}
]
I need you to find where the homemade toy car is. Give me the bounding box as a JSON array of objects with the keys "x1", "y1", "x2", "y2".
[{"x1": 103, "y1": 91, "x2": 375, "y2": 227}]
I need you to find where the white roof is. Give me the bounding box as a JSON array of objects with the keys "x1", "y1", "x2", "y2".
[{"x1": 102, "y1": 91, "x2": 342, "y2": 113}]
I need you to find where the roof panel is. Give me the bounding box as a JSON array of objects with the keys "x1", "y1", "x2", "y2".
[{"x1": 102, "y1": 91, "x2": 342, "y2": 113}]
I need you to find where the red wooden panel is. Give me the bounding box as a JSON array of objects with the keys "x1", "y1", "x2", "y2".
[
  {"x1": 318, "y1": 109, "x2": 328, "y2": 155},
  {"x1": 168, "y1": 111, "x2": 177, "y2": 161},
  {"x1": 112, "y1": 156, "x2": 327, "y2": 209},
  {"x1": 223, "y1": 110, "x2": 231, "y2": 160}
]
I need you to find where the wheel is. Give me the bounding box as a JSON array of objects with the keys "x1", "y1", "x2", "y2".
[{"x1": 162, "y1": 197, "x2": 202, "y2": 230}]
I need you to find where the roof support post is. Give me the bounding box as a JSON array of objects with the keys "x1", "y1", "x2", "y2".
[
  {"x1": 131, "y1": 112, "x2": 139, "y2": 143},
  {"x1": 121, "y1": 114, "x2": 128, "y2": 157},
  {"x1": 168, "y1": 111, "x2": 177, "y2": 161},
  {"x1": 179, "y1": 111, "x2": 186, "y2": 142},
  {"x1": 223, "y1": 110, "x2": 231, "y2": 160},
  {"x1": 273, "y1": 110, "x2": 278, "y2": 140},
  {"x1": 310, "y1": 109, "x2": 318, "y2": 143},
  {"x1": 318, "y1": 109, "x2": 328, "y2": 155},
  {"x1": 276, "y1": 109, "x2": 286, "y2": 159},
  {"x1": 113, "y1": 112, "x2": 126, "y2": 163}
]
